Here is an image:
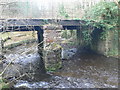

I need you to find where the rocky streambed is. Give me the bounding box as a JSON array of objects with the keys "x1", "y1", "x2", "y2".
[{"x1": 0, "y1": 42, "x2": 118, "y2": 88}]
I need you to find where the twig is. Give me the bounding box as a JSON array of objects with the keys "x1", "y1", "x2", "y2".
[{"x1": 114, "y1": 0, "x2": 120, "y2": 8}]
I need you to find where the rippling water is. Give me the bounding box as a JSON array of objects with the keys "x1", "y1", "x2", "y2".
[{"x1": 3, "y1": 43, "x2": 118, "y2": 88}]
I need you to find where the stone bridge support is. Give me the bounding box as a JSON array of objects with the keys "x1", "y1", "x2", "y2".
[
  {"x1": 36, "y1": 25, "x2": 85, "y2": 71},
  {"x1": 34, "y1": 26, "x2": 46, "y2": 73},
  {"x1": 76, "y1": 26, "x2": 84, "y2": 47},
  {"x1": 0, "y1": 38, "x2": 4, "y2": 60}
]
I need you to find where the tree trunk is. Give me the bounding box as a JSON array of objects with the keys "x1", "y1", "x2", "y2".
[{"x1": 0, "y1": 38, "x2": 4, "y2": 59}]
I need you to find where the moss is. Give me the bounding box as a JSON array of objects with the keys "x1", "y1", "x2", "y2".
[
  {"x1": 0, "y1": 77, "x2": 9, "y2": 89},
  {"x1": 1, "y1": 84, "x2": 9, "y2": 89},
  {"x1": 107, "y1": 49, "x2": 118, "y2": 57},
  {"x1": 46, "y1": 62, "x2": 62, "y2": 72},
  {"x1": 4, "y1": 39, "x2": 37, "y2": 49}
]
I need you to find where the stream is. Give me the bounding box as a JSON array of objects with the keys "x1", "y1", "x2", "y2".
[{"x1": 1, "y1": 43, "x2": 118, "y2": 88}]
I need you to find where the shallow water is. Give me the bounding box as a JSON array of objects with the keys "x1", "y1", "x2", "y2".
[{"x1": 2, "y1": 43, "x2": 118, "y2": 88}]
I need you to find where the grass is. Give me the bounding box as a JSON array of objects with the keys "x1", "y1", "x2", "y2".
[
  {"x1": 4, "y1": 39, "x2": 37, "y2": 49},
  {"x1": 0, "y1": 31, "x2": 37, "y2": 47}
]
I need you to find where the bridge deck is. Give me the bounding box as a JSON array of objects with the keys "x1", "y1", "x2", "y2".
[{"x1": 0, "y1": 19, "x2": 87, "y2": 27}]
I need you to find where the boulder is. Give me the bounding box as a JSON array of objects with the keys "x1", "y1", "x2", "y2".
[
  {"x1": 61, "y1": 48, "x2": 77, "y2": 60},
  {"x1": 2, "y1": 53, "x2": 46, "y2": 81}
]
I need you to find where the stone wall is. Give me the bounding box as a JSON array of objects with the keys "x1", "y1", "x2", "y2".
[
  {"x1": 77, "y1": 25, "x2": 118, "y2": 58},
  {"x1": 43, "y1": 30, "x2": 62, "y2": 71},
  {"x1": 91, "y1": 29, "x2": 118, "y2": 58}
]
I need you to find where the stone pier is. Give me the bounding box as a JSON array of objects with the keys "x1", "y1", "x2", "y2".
[{"x1": 43, "y1": 29, "x2": 62, "y2": 71}]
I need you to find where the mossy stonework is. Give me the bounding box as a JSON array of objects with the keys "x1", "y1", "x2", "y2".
[
  {"x1": 82, "y1": 1, "x2": 119, "y2": 58},
  {"x1": 44, "y1": 44, "x2": 62, "y2": 72},
  {"x1": 76, "y1": 23, "x2": 118, "y2": 58},
  {"x1": 91, "y1": 30, "x2": 118, "y2": 58}
]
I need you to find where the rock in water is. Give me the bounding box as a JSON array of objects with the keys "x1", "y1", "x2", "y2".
[
  {"x1": 2, "y1": 53, "x2": 46, "y2": 81},
  {"x1": 61, "y1": 48, "x2": 77, "y2": 60},
  {"x1": 0, "y1": 54, "x2": 6, "y2": 60}
]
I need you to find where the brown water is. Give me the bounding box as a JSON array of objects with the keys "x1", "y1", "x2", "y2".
[
  {"x1": 12, "y1": 45, "x2": 118, "y2": 88},
  {"x1": 51, "y1": 51, "x2": 118, "y2": 88}
]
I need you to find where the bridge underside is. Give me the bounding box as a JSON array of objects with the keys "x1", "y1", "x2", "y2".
[
  {"x1": 0, "y1": 19, "x2": 93, "y2": 46},
  {"x1": 0, "y1": 19, "x2": 105, "y2": 60}
]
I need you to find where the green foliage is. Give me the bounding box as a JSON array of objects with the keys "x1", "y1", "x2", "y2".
[
  {"x1": 84, "y1": 1, "x2": 118, "y2": 28},
  {"x1": 61, "y1": 30, "x2": 76, "y2": 39},
  {"x1": 108, "y1": 49, "x2": 118, "y2": 57},
  {"x1": 84, "y1": 1, "x2": 118, "y2": 24},
  {"x1": 82, "y1": 30, "x2": 92, "y2": 45},
  {"x1": 61, "y1": 30, "x2": 69, "y2": 39},
  {"x1": 100, "y1": 31, "x2": 107, "y2": 40},
  {"x1": 84, "y1": 1, "x2": 118, "y2": 40},
  {"x1": 83, "y1": 1, "x2": 119, "y2": 57},
  {"x1": 59, "y1": 4, "x2": 69, "y2": 19}
]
